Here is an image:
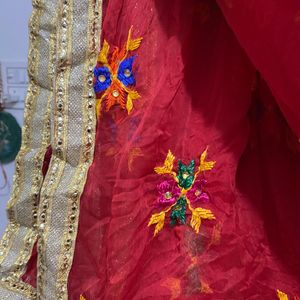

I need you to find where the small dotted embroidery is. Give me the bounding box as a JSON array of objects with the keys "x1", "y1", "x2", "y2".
[
  {"x1": 93, "y1": 27, "x2": 143, "y2": 117},
  {"x1": 148, "y1": 148, "x2": 216, "y2": 236}
]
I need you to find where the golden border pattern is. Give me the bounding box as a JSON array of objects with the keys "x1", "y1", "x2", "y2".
[
  {"x1": 36, "y1": 0, "x2": 73, "y2": 297},
  {"x1": 56, "y1": 0, "x2": 102, "y2": 297},
  {"x1": 0, "y1": 277, "x2": 36, "y2": 299},
  {"x1": 36, "y1": 0, "x2": 102, "y2": 299}
]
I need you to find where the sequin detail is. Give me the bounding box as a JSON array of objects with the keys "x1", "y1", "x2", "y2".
[
  {"x1": 94, "y1": 27, "x2": 142, "y2": 117},
  {"x1": 148, "y1": 148, "x2": 216, "y2": 236}
]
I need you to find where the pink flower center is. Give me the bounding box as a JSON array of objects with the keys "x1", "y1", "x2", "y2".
[
  {"x1": 164, "y1": 191, "x2": 172, "y2": 199},
  {"x1": 195, "y1": 189, "x2": 201, "y2": 196}
]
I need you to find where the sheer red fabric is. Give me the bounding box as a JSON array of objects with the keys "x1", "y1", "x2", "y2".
[
  {"x1": 67, "y1": 0, "x2": 300, "y2": 299},
  {"x1": 217, "y1": 0, "x2": 300, "y2": 139},
  {"x1": 21, "y1": 0, "x2": 300, "y2": 299}
]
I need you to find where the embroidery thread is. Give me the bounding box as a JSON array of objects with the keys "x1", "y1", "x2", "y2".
[
  {"x1": 277, "y1": 290, "x2": 289, "y2": 300},
  {"x1": 148, "y1": 148, "x2": 216, "y2": 236},
  {"x1": 93, "y1": 27, "x2": 143, "y2": 117}
]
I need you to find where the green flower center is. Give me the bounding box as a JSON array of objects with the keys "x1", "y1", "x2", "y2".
[{"x1": 182, "y1": 172, "x2": 189, "y2": 180}]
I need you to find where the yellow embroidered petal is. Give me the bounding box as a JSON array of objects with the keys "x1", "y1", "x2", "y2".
[
  {"x1": 97, "y1": 40, "x2": 110, "y2": 65},
  {"x1": 190, "y1": 211, "x2": 202, "y2": 234},
  {"x1": 154, "y1": 150, "x2": 175, "y2": 175},
  {"x1": 199, "y1": 147, "x2": 216, "y2": 172},
  {"x1": 126, "y1": 90, "x2": 140, "y2": 114},
  {"x1": 96, "y1": 99, "x2": 101, "y2": 118},
  {"x1": 126, "y1": 97, "x2": 133, "y2": 114},
  {"x1": 127, "y1": 37, "x2": 143, "y2": 51},
  {"x1": 190, "y1": 207, "x2": 215, "y2": 234},
  {"x1": 96, "y1": 94, "x2": 106, "y2": 118},
  {"x1": 148, "y1": 211, "x2": 166, "y2": 236},
  {"x1": 277, "y1": 290, "x2": 289, "y2": 300},
  {"x1": 126, "y1": 26, "x2": 143, "y2": 51},
  {"x1": 80, "y1": 295, "x2": 86, "y2": 300}
]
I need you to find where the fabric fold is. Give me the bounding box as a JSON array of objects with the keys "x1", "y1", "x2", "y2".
[{"x1": 217, "y1": 0, "x2": 300, "y2": 139}]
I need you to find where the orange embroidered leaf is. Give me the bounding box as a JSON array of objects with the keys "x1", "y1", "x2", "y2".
[
  {"x1": 110, "y1": 47, "x2": 119, "y2": 72},
  {"x1": 148, "y1": 211, "x2": 166, "y2": 236},
  {"x1": 154, "y1": 150, "x2": 175, "y2": 175},
  {"x1": 105, "y1": 82, "x2": 126, "y2": 111},
  {"x1": 190, "y1": 207, "x2": 215, "y2": 234},
  {"x1": 116, "y1": 46, "x2": 127, "y2": 65},
  {"x1": 199, "y1": 147, "x2": 216, "y2": 172},
  {"x1": 110, "y1": 47, "x2": 127, "y2": 73},
  {"x1": 126, "y1": 26, "x2": 143, "y2": 51},
  {"x1": 277, "y1": 290, "x2": 289, "y2": 300},
  {"x1": 126, "y1": 90, "x2": 140, "y2": 114},
  {"x1": 97, "y1": 40, "x2": 110, "y2": 65},
  {"x1": 117, "y1": 92, "x2": 127, "y2": 109}
]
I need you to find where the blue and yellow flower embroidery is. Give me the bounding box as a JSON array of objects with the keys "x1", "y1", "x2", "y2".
[
  {"x1": 148, "y1": 148, "x2": 216, "y2": 236},
  {"x1": 93, "y1": 27, "x2": 143, "y2": 117}
]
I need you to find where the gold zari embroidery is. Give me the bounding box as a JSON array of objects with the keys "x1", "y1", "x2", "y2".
[{"x1": 36, "y1": 0, "x2": 102, "y2": 299}]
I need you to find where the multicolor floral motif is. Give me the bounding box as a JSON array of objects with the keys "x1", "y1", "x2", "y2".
[
  {"x1": 148, "y1": 148, "x2": 216, "y2": 236},
  {"x1": 93, "y1": 27, "x2": 143, "y2": 117}
]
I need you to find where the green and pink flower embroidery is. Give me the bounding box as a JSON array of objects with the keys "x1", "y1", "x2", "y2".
[{"x1": 148, "y1": 148, "x2": 216, "y2": 236}]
